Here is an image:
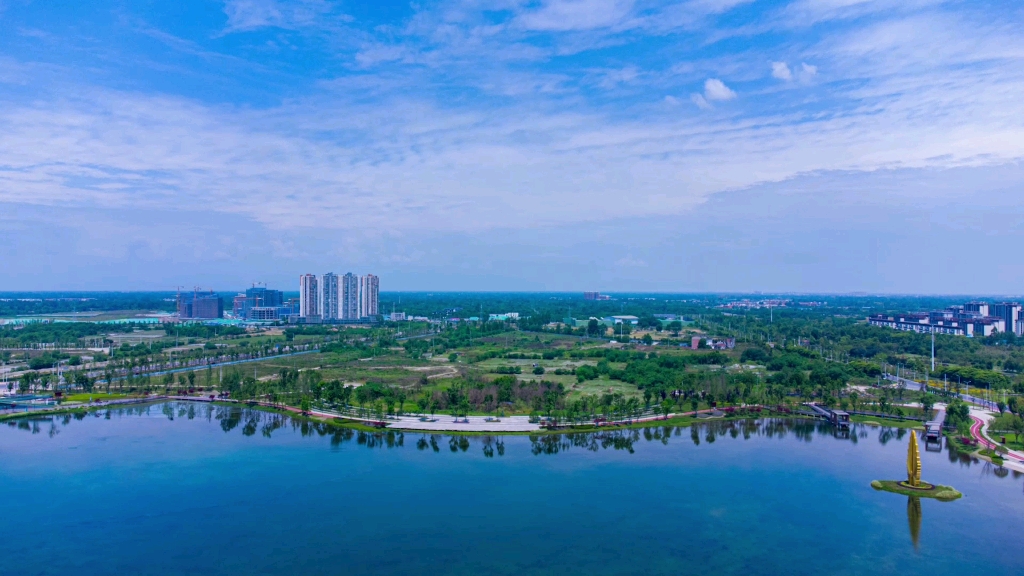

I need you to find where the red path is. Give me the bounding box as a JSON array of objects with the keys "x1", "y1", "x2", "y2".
[{"x1": 970, "y1": 416, "x2": 1024, "y2": 463}]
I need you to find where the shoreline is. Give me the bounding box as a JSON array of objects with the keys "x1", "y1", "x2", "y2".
[{"x1": 1, "y1": 396, "x2": 923, "y2": 438}]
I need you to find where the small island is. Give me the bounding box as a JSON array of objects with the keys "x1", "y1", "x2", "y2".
[{"x1": 872, "y1": 430, "x2": 961, "y2": 501}]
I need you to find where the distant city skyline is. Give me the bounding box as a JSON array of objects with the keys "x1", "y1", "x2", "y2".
[{"x1": 1, "y1": 2, "x2": 1023, "y2": 293}]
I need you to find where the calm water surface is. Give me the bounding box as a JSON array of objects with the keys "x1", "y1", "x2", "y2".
[{"x1": 2, "y1": 402, "x2": 1023, "y2": 576}]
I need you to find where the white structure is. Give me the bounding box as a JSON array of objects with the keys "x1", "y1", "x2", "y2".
[
  {"x1": 359, "y1": 274, "x2": 379, "y2": 318},
  {"x1": 341, "y1": 272, "x2": 359, "y2": 320},
  {"x1": 320, "y1": 272, "x2": 339, "y2": 320},
  {"x1": 299, "y1": 274, "x2": 319, "y2": 320}
]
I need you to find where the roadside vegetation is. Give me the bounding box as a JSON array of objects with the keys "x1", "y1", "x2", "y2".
[{"x1": 3, "y1": 294, "x2": 1022, "y2": 434}]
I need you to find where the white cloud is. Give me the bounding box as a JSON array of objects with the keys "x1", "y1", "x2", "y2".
[
  {"x1": 2, "y1": 0, "x2": 1024, "y2": 247},
  {"x1": 514, "y1": 0, "x2": 636, "y2": 32},
  {"x1": 703, "y1": 78, "x2": 736, "y2": 100},
  {"x1": 220, "y1": 0, "x2": 343, "y2": 33},
  {"x1": 771, "y1": 61, "x2": 792, "y2": 80}
]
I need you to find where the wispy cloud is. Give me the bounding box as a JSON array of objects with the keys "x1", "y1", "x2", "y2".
[
  {"x1": 221, "y1": 0, "x2": 347, "y2": 33},
  {"x1": 1, "y1": 0, "x2": 1024, "y2": 290}
]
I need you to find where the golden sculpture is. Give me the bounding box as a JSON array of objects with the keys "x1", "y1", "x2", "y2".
[
  {"x1": 872, "y1": 429, "x2": 960, "y2": 500},
  {"x1": 907, "y1": 431, "x2": 921, "y2": 487}
]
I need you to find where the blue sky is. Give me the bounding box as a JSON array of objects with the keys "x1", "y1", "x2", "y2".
[{"x1": 1, "y1": 0, "x2": 1023, "y2": 293}]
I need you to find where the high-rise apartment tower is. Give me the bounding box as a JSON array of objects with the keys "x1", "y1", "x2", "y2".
[
  {"x1": 299, "y1": 274, "x2": 319, "y2": 319},
  {"x1": 341, "y1": 273, "x2": 359, "y2": 320},
  {"x1": 321, "y1": 273, "x2": 339, "y2": 320},
  {"x1": 359, "y1": 274, "x2": 379, "y2": 318}
]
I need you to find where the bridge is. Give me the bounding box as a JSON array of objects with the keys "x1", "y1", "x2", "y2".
[
  {"x1": 924, "y1": 407, "x2": 946, "y2": 442},
  {"x1": 806, "y1": 403, "x2": 851, "y2": 429}
]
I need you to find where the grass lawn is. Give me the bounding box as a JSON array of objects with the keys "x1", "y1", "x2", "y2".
[
  {"x1": 568, "y1": 376, "x2": 642, "y2": 400},
  {"x1": 850, "y1": 415, "x2": 924, "y2": 429},
  {"x1": 62, "y1": 392, "x2": 132, "y2": 403},
  {"x1": 987, "y1": 432, "x2": 1023, "y2": 451}
]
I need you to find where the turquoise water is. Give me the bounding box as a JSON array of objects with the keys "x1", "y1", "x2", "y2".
[{"x1": 2, "y1": 403, "x2": 1023, "y2": 576}]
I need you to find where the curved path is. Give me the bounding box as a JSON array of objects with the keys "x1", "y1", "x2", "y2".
[{"x1": 969, "y1": 413, "x2": 1024, "y2": 473}]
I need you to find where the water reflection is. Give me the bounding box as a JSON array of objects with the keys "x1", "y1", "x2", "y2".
[
  {"x1": 908, "y1": 497, "x2": 922, "y2": 551},
  {"x1": 3, "y1": 404, "x2": 1024, "y2": 485}
]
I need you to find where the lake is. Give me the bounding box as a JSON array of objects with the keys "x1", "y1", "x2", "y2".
[{"x1": 2, "y1": 402, "x2": 1023, "y2": 576}]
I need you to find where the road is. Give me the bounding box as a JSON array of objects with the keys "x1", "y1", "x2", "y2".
[{"x1": 885, "y1": 374, "x2": 999, "y2": 411}]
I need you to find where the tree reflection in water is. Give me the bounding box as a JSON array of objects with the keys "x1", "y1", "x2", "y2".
[{"x1": 4, "y1": 404, "x2": 1024, "y2": 485}]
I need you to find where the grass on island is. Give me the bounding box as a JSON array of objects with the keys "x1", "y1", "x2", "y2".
[{"x1": 871, "y1": 480, "x2": 962, "y2": 501}]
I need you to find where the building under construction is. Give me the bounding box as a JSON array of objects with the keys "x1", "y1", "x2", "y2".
[{"x1": 177, "y1": 289, "x2": 224, "y2": 319}]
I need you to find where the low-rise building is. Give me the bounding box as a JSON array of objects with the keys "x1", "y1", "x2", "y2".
[
  {"x1": 868, "y1": 302, "x2": 1007, "y2": 337},
  {"x1": 605, "y1": 315, "x2": 639, "y2": 325}
]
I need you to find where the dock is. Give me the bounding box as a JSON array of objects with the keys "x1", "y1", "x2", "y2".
[
  {"x1": 807, "y1": 403, "x2": 851, "y2": 429},
  {"x1": 924, "y1": 407, "x2": 946, "y2": 442}
]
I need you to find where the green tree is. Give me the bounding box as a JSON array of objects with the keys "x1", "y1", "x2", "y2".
[
  {"x1": 299, "y1": 396, "x2": 311, "y2": 414},
  {"x1": 920, "y1": 394, "x2": 936, "y2": 418},
  {"x1": 397, "y1": 389, "x2": 407, "y2": 415},
  {"x1": 74, "y1": 371, "x2": 93, "y2": 392},
  {"x1": 947, "y1": 399, "x2": 970, "y2": 426},
  {"x1": 1010, "y1": 415, "x2": 1024, "y2": 446},
  {"x1": 19, "y1": 372, "x2": 33, "y2": 394},
  {"x1": 660, "y1": 399, "x2": 673, "y2": 420}
]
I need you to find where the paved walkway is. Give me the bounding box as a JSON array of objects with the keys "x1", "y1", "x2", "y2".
[
  {"x1": 886, "y1": 375, "x2": 999, "y2": 411},
  {"x1": 385, "y1": 415, "x2": 541, "y2": 432},
  {"x1": 968, "y1": 407, "x2": 1024, "y2": 473}
]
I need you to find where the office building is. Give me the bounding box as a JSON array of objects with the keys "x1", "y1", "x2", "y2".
[
  {"x1": 321, "y1": 273, "x2": 339, "y2": 321},
  {"x1": 177, "y1": 290, "x2": 223, "y2": 320},
  {"x1": 341, "y1": 273, "x2": 359, "y2": 320},
  {"x1": 584, "y1": 292, "x2": 611, "y2": 301},
  {"x1": 299, "y1": 274, "x2": 319, "y2": 320},
  {"x1": 964, "y1": 302, "x2": 990, "y2": 317},
  {"x1": 991, "y1": 302, "x2": 1022, "y2": 336},
  {"x1": 359, "y1": 274, "x2": 379, "y2": 318}
]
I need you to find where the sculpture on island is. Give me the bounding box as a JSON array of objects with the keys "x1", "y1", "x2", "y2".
[
  {"x1": 871, "y1": 430, "x2": 960, "y2": 500},
  {"x1": 899, "y1": 431, "x2": 930, "y2": 489},
  {"x1": 906, "y1": 429, "x2": 921, "y2": 487}
]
